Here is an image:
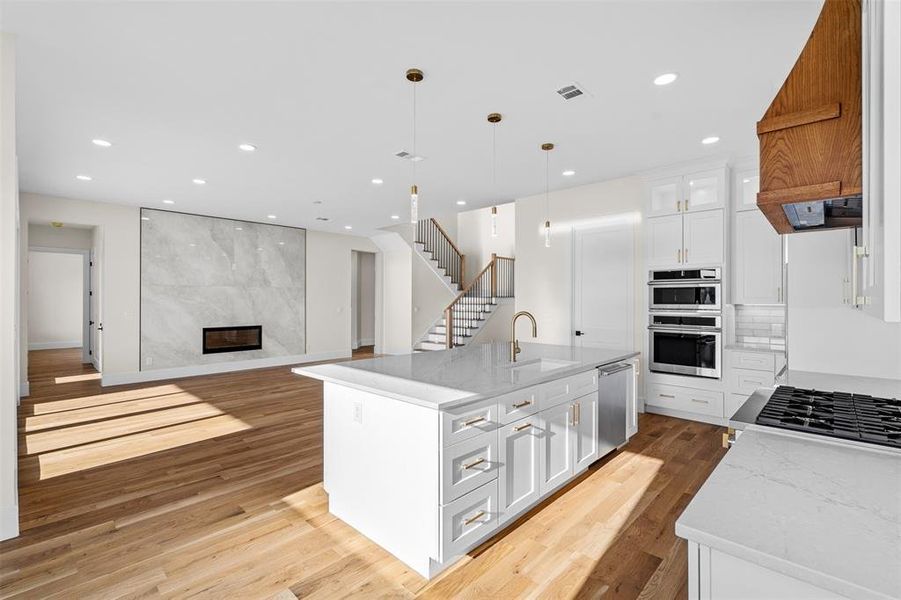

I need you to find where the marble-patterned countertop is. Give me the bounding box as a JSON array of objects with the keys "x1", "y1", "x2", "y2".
[
  {"x1": 676, "y1": 426, "x2": 901, "y2": 600},
  {"x1": 724, "y1": 342, "x2": 785, "y2": 354},
  {"x1": 293, "y1": 342, "x2": 638, "y2": 409}
]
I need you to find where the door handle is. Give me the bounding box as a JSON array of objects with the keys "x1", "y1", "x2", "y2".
[
  {"x1": 574, "y1": 330, "x2": 584, "y2": 336},
  {"x1": 97, "y1": 324, "x2": 103, "y2": 332}
]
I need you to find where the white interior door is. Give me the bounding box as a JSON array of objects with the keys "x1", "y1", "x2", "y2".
[
  {"x1": 90, "y1": 249, "x2": 101, "y2": 372},
  {"x1": 573, "y1": 224, "x2": 635, "y2": 350}
]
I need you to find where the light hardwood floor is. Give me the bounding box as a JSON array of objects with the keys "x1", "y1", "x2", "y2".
[{"x1": 1, "y1": 349, "x2": 726, "y2": 599}]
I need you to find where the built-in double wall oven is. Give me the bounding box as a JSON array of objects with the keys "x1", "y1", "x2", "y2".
[{"x1": 648, "y1": 268, "x2": 722, "y2": 379}]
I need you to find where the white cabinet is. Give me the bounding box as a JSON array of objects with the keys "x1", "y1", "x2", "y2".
[
  {"x1": 683, "y1": 210, "x2": 725, "y2": 266},
  {"x1": 646, "y1": 383, "x2": 724, "y2": 419},
  {"x1": 497, "y1": 419, "x2": 541, "y2": 525},
  {"x1": 539, "y1": 401, "x2": 573, "y2": 495},
  {"x1": 648, "y1": 169, "x2": 726, "y2": 217},
  {"x1": 646, "y1": 214, "x2": 684, "y2": 267},
  {"x1": 440, "y1": 479, "x2": 499, "y2": 562},
  {"x1": 733, "y1": 210, "x2": 783, "y2": 305},
  {"x1": 734, "y1": 169, "x2": 760, "y2": 211},
  {"x1": 573, "y1": 394, "x2": 599, "y2": 472}
]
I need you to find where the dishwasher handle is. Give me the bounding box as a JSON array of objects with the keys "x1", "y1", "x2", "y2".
[{"x1": 600, "y1": 363, "x2": 633, "y2": 376}]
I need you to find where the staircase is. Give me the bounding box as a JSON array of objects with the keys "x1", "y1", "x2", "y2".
[
  {"x1": 416, "y1": 253, "x2": 515, "y2": 351},
  {"x1": 415, "y1": 218, "x2": 465, "y2": 291}
]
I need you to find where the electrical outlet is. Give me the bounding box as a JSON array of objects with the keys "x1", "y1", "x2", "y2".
[{"x1": 353, "y1": 401, "x2": 363, "y2": 424}]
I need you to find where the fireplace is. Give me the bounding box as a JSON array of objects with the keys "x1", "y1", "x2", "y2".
[{"x1": 202, "y1": 325, "x2": 263, "y2": 354}]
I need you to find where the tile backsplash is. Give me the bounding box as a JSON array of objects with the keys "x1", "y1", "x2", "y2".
[{"x1": 734, "y1": 305, "x2": 786, "y2": 348}]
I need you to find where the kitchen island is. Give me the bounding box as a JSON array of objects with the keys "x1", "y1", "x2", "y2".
[{"x1": 294, "y1": 342, "x2": 639, "y2": 578}]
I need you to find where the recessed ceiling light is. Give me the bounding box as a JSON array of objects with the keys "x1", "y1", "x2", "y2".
[
  {"x1": 267, "y1": 214, "x2": 277, "y2": 219},
  {"x1": 141, "y1": 216, "x2": 150, "y2": 221},
  {"x1": 162, "y1": 199, "x2": 175, "y2": 205},
  {"x1": 238, "y1": 143, "x2": 257, "y2": 152},
  {"x1": 562, "y1": 170, "x2": 575, "y2": 177},
  {"x1": 701, "y1": 136, "x2": 720, "y2": 145},
  {"x1": 235, "y1": 226, "x2": 243, "y2": 231},
  {"x1": 189, "y1": 243, "x2": 197, "y2": 248},
  {"x1": 192, "y1": 178, "x2": 207, "y2": 185},
  {"x1": 278, "y1": 241, "x2": 285, "y2": 245},
  {"x1": 390, "y1": 215, "x2": 400, "y2": 220},
  {"x1": 344, "y1": 225, "x2": 353, "y2": 230},
  {"x1": 653, "y1": 73, "x2": 678, "y2": 86},
  {"x1": 742, "y1": 178, "x2": 751, "y2": 183},
  {"x1": 456, "y1": 200, "x2": 467, "y2": 206},
  {"x1": 92, "y1": 139, "x2": 112, "y2": 147},
  {"x1": 371, "y1": 178, "x2": 383, "y2": 185},
  {"x1": 75, "y1": 174, "x2": 92, "y2": 181}
]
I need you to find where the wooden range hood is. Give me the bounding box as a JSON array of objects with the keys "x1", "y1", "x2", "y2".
[{"x1": 757, "y1": 0, "x2": 863, "y2": 234}]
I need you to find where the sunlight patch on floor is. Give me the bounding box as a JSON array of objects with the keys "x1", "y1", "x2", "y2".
[
  {"x1": 28, "y1": 383, "x2": 188, "y2": 415},
  {"x1": 54, "y1": 372, "x2": 102, "y2": 384},
  {"x1": 35, "y1": 413, "x2": 251, "y2": 480}
]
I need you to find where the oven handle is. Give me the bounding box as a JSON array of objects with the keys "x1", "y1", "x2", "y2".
[
  {"x1": 648, "y1": 326, "x2": 722, "y2": 334},
  {"x1": 647, "y1": 280, "x2": 721, "y2": 286}
]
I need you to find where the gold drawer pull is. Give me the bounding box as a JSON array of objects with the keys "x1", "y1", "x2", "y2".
[
  {"x1": 513, "y1": 422, "x2": 532, "y2": 432},
  {"x1": 463, "y1": 510, "x2": 486, "y2": 525},
  {"x1": 463, "y1": 416, "x2": 486, "y2": 427},
  {"x1": 511, "y1": 400, "x2": 532, "y2": 409},
  {"x1": 691, "y1": 398, "x2": 709, "y2": 404},
  {"x1": 462, "y1": 458, "x2": 486, "y2": 470}
]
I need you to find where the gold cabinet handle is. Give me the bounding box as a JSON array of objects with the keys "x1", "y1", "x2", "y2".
[
  {"x1": 463, "y1": 510, "x2": 486, "y2": 525},
  {"x1": 511, "y1": 400, "x2": 532, "y2": 409},
  {"x1": 676, "y1": 199, "x2": 681, "y2": 212},
  {"x1": 690, "y1": 398, "x2": 709, "y2": 404},
  {"x1": 513, "y1": 422, "x2": 532, "y2": 432},
  {"x1": 684, "y1": 248, "x2": 688, "y2": 262},
  {"x1": 685, "y1": 197, "x2": 689, "y2": 210},
  {"x1": 575, "y1": 402, "x2": 581, "y2": 425},
  {"x1": 463, "y1": 416, "x2": 486, "y2": 427},
  {"x1": 462, "y1": 457, "x2": 486, "y2": 470},
  {"x1": 677, "y1": 249, "x2": 682, "y2": 263}
]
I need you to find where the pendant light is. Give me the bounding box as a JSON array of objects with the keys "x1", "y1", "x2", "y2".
[
  {"x1": 541, "y1": 143, "x2": 554, "y2": 247},
  {"x1": 488, "y1": 112, "x2": 502, "y2": 238},
  {"x1": 406, "y1": 68, "x2": 424, "y2": 223}
]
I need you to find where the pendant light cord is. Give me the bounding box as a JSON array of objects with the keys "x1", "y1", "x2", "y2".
[
  {"x1": 412, "y1": 81, "x2": 417, "y2": 183},
  {"x1": 492, "y1": 124, "x2": 497, "y2": 188},
  {"x1": 545, "y1": 150, "x2": 550, "y2": 220}
]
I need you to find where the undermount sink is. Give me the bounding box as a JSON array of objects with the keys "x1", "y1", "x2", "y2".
[{"x1": 502, "y1": 358, "x2": 577, "y2": 373}]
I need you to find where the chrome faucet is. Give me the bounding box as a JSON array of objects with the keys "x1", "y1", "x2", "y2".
[{"x1": 510, "y1": 311, "x2": 538, "y2": 362}]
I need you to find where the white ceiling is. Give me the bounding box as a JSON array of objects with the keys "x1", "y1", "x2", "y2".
[{"x1": 4, "y1": 1, "x2": 822, "y2": 235}]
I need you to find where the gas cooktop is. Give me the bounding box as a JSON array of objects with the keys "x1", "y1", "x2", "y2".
[{"x1": 756, "y1": 386, "x2": 901, "y2": 450}]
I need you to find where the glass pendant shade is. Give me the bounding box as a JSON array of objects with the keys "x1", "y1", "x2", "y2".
[
  {"x1": 410, "y1": 185, "x2": 419, "y2": 224},
  {"x1": 491, "y1": 206, "x2": 498, "y2": 237},
  {"x1": 544, "y1": 220, "x2": 551, "y2": 248}
]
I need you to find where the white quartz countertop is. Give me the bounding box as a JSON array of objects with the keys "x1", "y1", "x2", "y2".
[
  {"x1": 676, "y1": 427, "x2": 901, "y2": 600},
  {"x1": 293, "y1": 342, "x2": 638, "y2": 409}
]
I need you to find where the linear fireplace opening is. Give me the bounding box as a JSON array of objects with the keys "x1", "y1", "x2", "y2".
[{"x1": 203, "y1": 325, "x2": 262, "y2": 354}]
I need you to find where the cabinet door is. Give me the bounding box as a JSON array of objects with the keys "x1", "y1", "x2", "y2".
[
  {"x1": 683, "y1": 210, "x2": 724, "y2": 266},
  {"x1": 735, "y1": 169, "x2": 760, "y2": 211},
  {"x1": 733, "y1": 210, "x2": 783, "y2": 304},
  {"x1": 646, "y1": 214, "x2": 684, "y2": 268},
  {"x1": 573, "y1": 394, "x2": 598, "y2": 473},
  {"x1": 497, "y1": 419, "x2": 541, "y2": 525},
  {"x1": 539, "y1": 402, "x2": 573, "y2": 495},
  {"x1": 648, "y1": 176, "x2": 682, "y2": 216},
  {"x1": 684, "y1": 169, "x2": 726, "y2": 212}
]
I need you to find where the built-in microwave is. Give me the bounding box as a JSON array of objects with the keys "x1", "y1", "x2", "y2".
[
  {"x1": 648, "y1": 312, "x2": 722, "y2": 379},
  {"x1": 648, "y1": 268, "x2": 721, "y2": 312}
]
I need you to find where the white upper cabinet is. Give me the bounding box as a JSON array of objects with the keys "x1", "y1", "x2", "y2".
[
  {"x1": 734, "y1": 168, "x2": 761, "y2": 212},
  {"x1": 648, "y1": 176, "x2": 683, "y2": 217},
  {"x1": 646, "y1": 214, "x2": 684, "y2": 268},
  {"x1": 683, "y1": 210, "x2": 725, "y2": 266},
  {"x1": 685, "y1": 169, "x2": 727, "y2": 213},
  {"x1": 733, "y1": 210, "x2": 783, "y2": 304}
]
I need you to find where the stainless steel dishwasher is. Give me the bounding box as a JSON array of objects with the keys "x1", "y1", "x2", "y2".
[{"x1": 597, "y1": 362, "x2": 633, "y2": 457}]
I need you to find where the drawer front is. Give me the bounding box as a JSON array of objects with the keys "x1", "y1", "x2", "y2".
[
  {"x1": 440, "y1": 480, "x2": 498, "y2": 562},
  {"x1": 646, "y1": 384, "x2": 724, "y2": 418},
  {"x1": 441, "y1": 397, "x2": 498, "y2": 447},
  {"x1": 441, "y1": 432, "x2": 498, "y2": 504},
  {"x1": 726, "y1": 393, "x2": 750, "y2": 420},
  {"x1": 730, "y1": 351, "x2": 776, "y2": 373},
  {"x1": 539, "y1": 370, "x2": 598, "y2": 411},
  {"x1": 496, "y1": 387, "x2": 540, "y2": 425},
  {"x1": 730, "y1": 369, "x2": 775, "y2": 396}
]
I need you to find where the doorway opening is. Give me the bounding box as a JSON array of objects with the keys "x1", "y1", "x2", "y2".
[{"x1": 351, "y1": 250, "x2": 376, "y2": 355}]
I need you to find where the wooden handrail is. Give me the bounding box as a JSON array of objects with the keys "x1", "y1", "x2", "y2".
[
  {"x1": 430, "y1": 218, "x2": 464, "y2": 258},
  {"x1": 444, "y1": 259, "x2": 494, "y2": 312},
  {"x1": 443, "y1": 254, "x2": 515, "y2": 348}
]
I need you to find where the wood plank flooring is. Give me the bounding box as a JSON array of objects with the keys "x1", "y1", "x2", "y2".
[{"x1": 1, "y1": 348, "x2": 727, "y2": 599}]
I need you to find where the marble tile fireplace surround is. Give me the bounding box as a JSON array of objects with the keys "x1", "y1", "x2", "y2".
[{"x1": 140, "y1": 209, "x2": 306, "y2": 371}]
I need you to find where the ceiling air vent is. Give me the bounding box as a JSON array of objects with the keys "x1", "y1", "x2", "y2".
[
  {"x1": 556, "y1": 82, "x2": 587, "y2": 101},
  {"x1": 315, "y1": 217, "x2": 330, "y2": 222},
  {"x1": 394, "y1": 150, "x2": 425, "y2": 162}
]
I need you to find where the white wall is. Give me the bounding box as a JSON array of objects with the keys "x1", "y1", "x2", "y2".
[
  {"x1": 457, "y1": 203, "x2": 515, "y2": 281},
  {"x1": 788, "y1": 229, "x2": 901, "y2": 380},
  {"x1": 0, "y1": 32, "x2": 20, "y2": 541},
  {"x1": 27, "y1": 252, "x2": 83, "y2": 349},
  {"x1": 20, "y1": 193, "x2": 384, "y2": 385},
  {"x1": 514, "y1": 176, "x2": 645, "y2": 351},
  {"x1": 358, "y1": 252, "x2": 376, "y2": 346},
  {"x1": 28, "y1": 223, "x2": 92, "y2": 250}
]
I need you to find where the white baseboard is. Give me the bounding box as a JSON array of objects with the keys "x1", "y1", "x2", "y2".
[
  {"x1": 18, "y1": 381, "x2": 29, "y2": 398},
  {"x1": 0, "y1": 504, "x2": 19, "y2": 541},
  {"x1": 101, "y1": 350, "x2": 350, "y2": 387},
  {"x1": 28, "y1": 341, "x2": 81, "y2": 350}
]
